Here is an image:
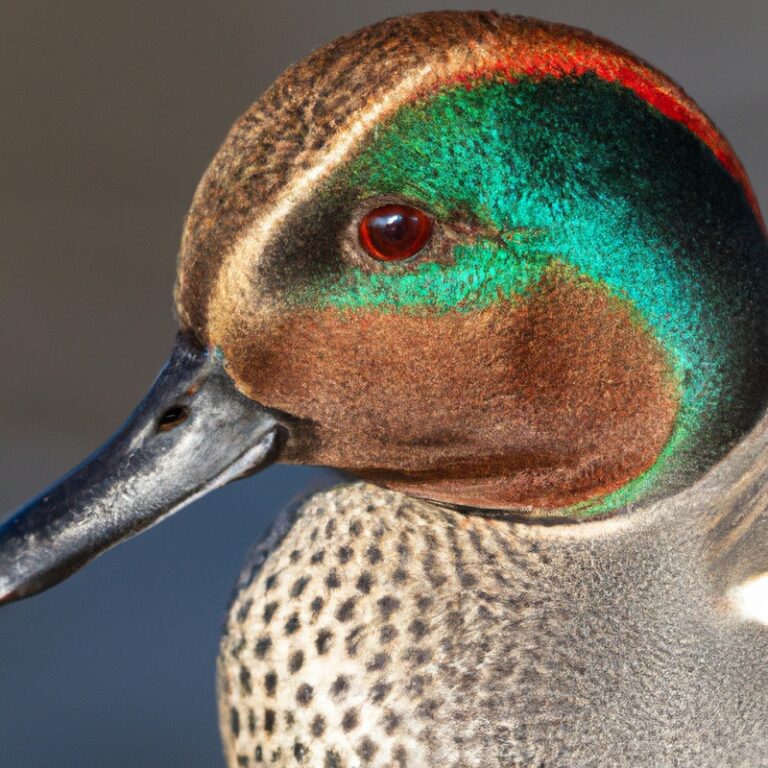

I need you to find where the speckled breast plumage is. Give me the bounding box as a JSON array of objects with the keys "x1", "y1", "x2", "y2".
[{"x1": 217, "y1": 483, "x2": 768, "y2": 768}]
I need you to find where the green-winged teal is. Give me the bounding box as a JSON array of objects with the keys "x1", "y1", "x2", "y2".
[{"x1": 2, "y1": 11, "x2": 768, "y2": 767}]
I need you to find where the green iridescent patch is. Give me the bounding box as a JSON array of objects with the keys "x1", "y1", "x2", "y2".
[
  {"x1": 323, "y1": 235, "x2": 552, "y2": 313},
  {"x1": 294, "y1": 75, "x2": 768, "y2": 515}
]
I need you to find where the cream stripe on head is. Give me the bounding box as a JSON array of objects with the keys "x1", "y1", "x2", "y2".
[{"x1": 206, "y1": 62, "x2": 435, "y2": 341}]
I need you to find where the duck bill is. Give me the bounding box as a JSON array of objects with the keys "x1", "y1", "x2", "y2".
[{"x1": 0, "y1": 334, "x2": 286, "y2": 605}]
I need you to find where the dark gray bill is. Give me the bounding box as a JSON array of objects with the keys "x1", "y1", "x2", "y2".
[{"x1": 0, "y1": 334, "x2": 286, "y2": 605}]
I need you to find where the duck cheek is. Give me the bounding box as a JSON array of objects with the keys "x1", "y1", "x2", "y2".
[
  {"x1": 220, "y1": 270, "x2": 679, "y2": 512},
  {"x1": 216, "y1": 307, "x2": 482, "y2": 458}
]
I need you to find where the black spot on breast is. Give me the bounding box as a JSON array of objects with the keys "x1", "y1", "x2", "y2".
[
  {"x1": 342, "y1": 708, "x2": 359, "y2": 731},
  {"x1": 422, "y1": 546, "x2": 448, "y2": 588},
  {"x1": 468, "y1": 528, "x2": 487, "y2": 557},
  {"x1": 366, "y1": 546, "x2": 383, "y2": 564},
  {"x1": 311, "y1": 550, "x2": 325, "y2": 564},
  {"x1": 291, "y1": 576, "x2": 310, "y2": 597},
  {"x1": 240, "y1": 666, "x2": 252, "y2": 695},
  {"x1": 255, "y1": 636, "x2": 272, "y2": 658},
  {"x1": 284, "y1": 613, "x2": 301, "y2": 634},
  {"x1": 296, "y1": 683, "x2": 314, "y2": 705},
  {"x1": 325, "y1": 750, "x2": 342, "y2": 768},
  {"x1": 325, "y1": 570, "x2": 340, "y2": 589},
  {"x1": 264, "y1": 575, "x2": 277, "y2": 591},
  {"x1": 316, "y1": 629, "x2": 333, "y2": 654},
  {"x1": 377, "y1": 595, "x2": 400, "y2": 619},
  {"x1": 263, "y1": 601, "x2": 278, "y2": 623},
  {"x1": 231, "y1": 707, "x2": 241, "y2": 737},
  {"x1": 312, "y1": 714, "x2": 326, "y2": 737},
  {"x1": 383, "y1": 710, "x2": 400, "y2": 735},
  {"x1": 335, "y1": 597, "x2": 356, "y2": 622},
  {"x1": 338, "y1": 545, "x2": 353, "y2": 563},
  {"x1": 357, "y1": 737, "x2": 378, "y2": 762},
  {"x1": 264, "y1": 671, "x2": 277, "y2": 696},
  {"x1": 367, "y1": 652, "x2": 389, "y2": 671},
  {"x1": 264, "y1": 709, "x2": 276, "y2": 733},
  {"x1": 229, "y1": 637, "x2": 246, "y2": 660},
  {"x1": 236, "y1": 598, "x2": 253, "y2": 623},
  {"x1": 355, "y1": 572, "x2": 373, "y2": 594},
  {"x1": 370, "y1": 679, "x2": 392, "y2": 703},
  {"x1": 289, "y1": 650, "x2": 304, "y2": 673},
  {"x1": 415, "y1": 594, "x2": 433, "y2": 612},
  {"x1": 408, "y1": 619, "x2": 430, "y2": 640},
  {"x1": 379, "y1": 624, "x2": 398, "y2": 643},
  {"x1": 345, "y1": 625, "x2": 363, "y2": 656},
  {"x1": 310, "y1": 596, "x2": 324, "y2": 615},
  {"x1": 331, "y1": 675, "x2": 349, "y2": 697},
  {"x1": 293, "y1": 741, "x2": 307, "y2": 761}
]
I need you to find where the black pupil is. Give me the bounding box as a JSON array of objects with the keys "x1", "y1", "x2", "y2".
[
  {"x1": 373, "y1": 212, "x2": 413, "y2": 244},
  {"x1": 158, "y1": 405, "x2": 188, "y2": 430}
]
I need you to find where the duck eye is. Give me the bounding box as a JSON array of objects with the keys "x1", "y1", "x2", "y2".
[
  {"x1": 157, "y1": 404, "x2": 189, "y2": 432},
  {"x1": 359, "y1": 204, "x2": 433, "y2": 261}
]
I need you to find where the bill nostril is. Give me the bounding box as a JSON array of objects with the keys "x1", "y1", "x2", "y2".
[{"x1": 157, "y1": 405, "x2": 189, "y2": 432}]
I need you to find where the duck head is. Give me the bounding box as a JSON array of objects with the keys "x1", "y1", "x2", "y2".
[{"x1": 2, "y1": 11, "x2": 767, "y2": 602}]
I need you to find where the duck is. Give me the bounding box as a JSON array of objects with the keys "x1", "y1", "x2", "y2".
[{"x1": 2, "y1": 10, "x2": 768, "y2": 767}]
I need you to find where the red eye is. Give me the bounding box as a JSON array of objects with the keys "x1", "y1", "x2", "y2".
[{"x1": 359, "y1": 204, "x2": 433, "y2": 261}]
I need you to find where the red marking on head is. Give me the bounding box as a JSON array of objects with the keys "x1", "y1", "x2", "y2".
[{"x1": 438, "y1": 40, "x2": 762, "y2": 223}]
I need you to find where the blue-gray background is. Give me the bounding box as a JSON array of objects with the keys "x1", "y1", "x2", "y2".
[{"x1": 1, "y1": 1, "x2": 766, "y2": 766}]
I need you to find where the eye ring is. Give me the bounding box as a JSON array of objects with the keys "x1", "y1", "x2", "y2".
[{"x1": 358, "y1": 204, "x2": 433, "y2": 262}]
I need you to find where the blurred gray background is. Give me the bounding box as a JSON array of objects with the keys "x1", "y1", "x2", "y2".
[{"x1": 1, "y1": 1, "x2": 766, "y2": 766}]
